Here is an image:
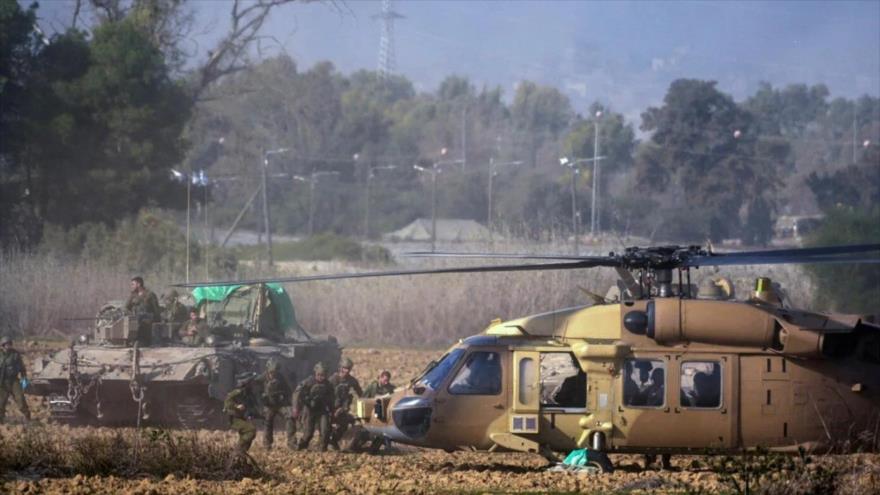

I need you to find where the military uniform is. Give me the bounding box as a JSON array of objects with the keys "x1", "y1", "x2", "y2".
[
  {"x1": 294, "y1": 364, "x2": 335, "y2": 451},
  {"x1": 328, "y1": 359, "x2": 363, "y2": 450},
  {"x1": 351, "y1": 376, "x2": 396, "y2": 452},
  {"x1": 224, "y1": 374, "x2": 258, "y2": 454},
  {"x1": 178, "y1": 319, "x2": 209, "y2": 346},
  {"x1": 261, "y1": 365, "x2": 294, "y2": 449},
  {"x1": 363, "y1": 380, "x2": 395, "y2": 398},
  {"x1": 126, "y1": 288, "x2": 160, "y2": 346},
  {"x1": 0, "y1": 338, "x2": 30, "y2": 424}
]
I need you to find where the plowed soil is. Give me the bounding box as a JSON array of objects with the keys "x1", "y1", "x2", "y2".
[{"x1": 3, "y1": 346, "x2": 879, "y2": 494}]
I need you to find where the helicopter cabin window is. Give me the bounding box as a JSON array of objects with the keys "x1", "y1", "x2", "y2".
[
  {"x1": 623, "y1": 359, "x2": 665, "y2": 408},
  {"x1": 680, "y1": 361, "x2": 722, "y2": 408},
  {"x1": 540, "y1": 352, "x2": 586, "y2": 408},
  {"x1": 448, "y1": 351, "x2": 502, "y2": 395}
]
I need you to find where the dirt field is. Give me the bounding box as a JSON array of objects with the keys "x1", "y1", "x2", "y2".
[{"x1": 3, "y1": 346, "x2": 879, "y2": 494}]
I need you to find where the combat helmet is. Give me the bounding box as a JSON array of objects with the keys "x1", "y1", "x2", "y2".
[
  {"x1": 313, "y1": 362, "x2": 326, "y2": 374},
  {"x1": 340, "y1": 357, "x2": 354, "y2": 370},
  {"x1": 0, "y1": 336, "x2": 11, "y2": 346}
]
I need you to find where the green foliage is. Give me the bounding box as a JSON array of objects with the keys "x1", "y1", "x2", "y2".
[
  {"x1": 805, "y1": 207, "x2": 880, "y2": 313},
  {"x1": 237, "y1": 233, "x2": 391, "y2": 263},
  {"x1": 38, "y1": 209, "x2": 238, "y2": 277},
  {"x1": 807, "y1": 144, "x2": 880, "y2": 212}
]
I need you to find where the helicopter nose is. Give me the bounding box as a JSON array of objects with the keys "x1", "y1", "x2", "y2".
[{"x1": 366, "y1": 396, "x2": 433, "y2": 442}]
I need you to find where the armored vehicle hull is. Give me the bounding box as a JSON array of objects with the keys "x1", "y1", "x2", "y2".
[{"x1": 27, "y1": 284, "x2": 341, "y2": 427}]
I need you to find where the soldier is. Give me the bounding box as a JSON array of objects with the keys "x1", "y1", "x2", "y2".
[
  {"x1": 162, "y1": 290, "x2": 189, "y2": 333},
  {"x1": 125, "y1": 276, "x2": 160, "y2": 347},
  {"x1": 224, "y1": 372, "x2": 259, "y2": 456},
  {"x1": 328, "y1": 357, "x2": 363, "y2": 450},
  {"x1": 0, "y1": 336, "x2": 31, "y2": 424},
  {"x1": 178, "y1": 308, "x2": 209, "y2": 346},
  {"x1": 363, "y1": 370, "x2": 395, "y2": 398},
  {"x1": 351, "y1": 370, "x2": 395, "y2": 453},
  {"x1": 293, "y1": 362, "x2": 334, "y2": 451},
  {"x1": 261, "y1": 359, "x2": 294, "y2": 450}
]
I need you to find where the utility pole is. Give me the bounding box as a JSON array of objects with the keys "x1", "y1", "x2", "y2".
[
  {"x1": 185, "y1": 171, "x2": 191, "y2": 283},
  {"x1": 461, "y1": 105, "x2": 468, "y2": 170},
  {"x1": 591, "y1": 110, "x2": 603, "y2": 236},
  {"x1": 262, "y1": 148, "x2": 290, "y2": 267},
  {"x1": 203, "y1": 172, "x2": 209, "y2": 278}
]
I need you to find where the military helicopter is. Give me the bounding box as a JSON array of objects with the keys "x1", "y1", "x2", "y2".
[{"x1": 178, "y1": 244, "x2": 880, "y2": 471}]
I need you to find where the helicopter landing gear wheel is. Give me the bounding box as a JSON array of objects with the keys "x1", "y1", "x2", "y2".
[{"x1": 588, "y1": 452, "x2": 615, "y2": 473}]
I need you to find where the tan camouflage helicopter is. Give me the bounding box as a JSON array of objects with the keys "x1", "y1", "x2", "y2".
[{"x1": 179, "y1": 244, "x2": 880, "y2": 471}]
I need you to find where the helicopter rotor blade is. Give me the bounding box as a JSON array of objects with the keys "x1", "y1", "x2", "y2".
[
  {"x1": 706, "y1": 243, "x2": 880, "y2": 259},
  {"x1": 173, "y1": 259, "x2": 620, "y2": 288},
  {"x1": 404, "y1": 251, "x2": 610, "y2": 262},
  {"x1": 685, "y1": 253, "x2": 880, "y2": 267}
]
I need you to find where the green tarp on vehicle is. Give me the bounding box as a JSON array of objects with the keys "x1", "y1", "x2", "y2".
[{"x1": 191, "y1": 283, "x2": 303, "y2": 337}]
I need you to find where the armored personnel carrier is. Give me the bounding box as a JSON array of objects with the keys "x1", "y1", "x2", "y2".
[{"x1": 27, "y1": 283, "x2": 340, "y2": 428}]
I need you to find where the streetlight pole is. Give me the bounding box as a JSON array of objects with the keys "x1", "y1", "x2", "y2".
[
  {"x1": 294, "y1": 170, "x2": 339, "y2": 237},
  {"x1": 561, "y1": 155, "x2": 605, "y2": 254},
  {"x1": 185, "y1": 172, "x2": 191, "y2": 283},
  {"x1": 262, "y1": 148, "x2": 290, "y2": 267},
  {"x1": 364, "y1": 162, "x2": 396, "y2": 240},
  {"x1": 591, "y1": 110, "x2": 603, "y2": 236},
  {"x1": 487, "y1": 158, "x2": 522, "y2": 246}
]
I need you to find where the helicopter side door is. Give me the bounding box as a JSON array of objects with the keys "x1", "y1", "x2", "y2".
[
  {"x1": 430, "y1": 348, "x2": 509, "y2": 450},
  {"x1": 538, "y1": 351, "x2": 588, "y2": 451}
]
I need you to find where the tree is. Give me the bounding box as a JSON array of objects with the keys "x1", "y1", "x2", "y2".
[
  {"x1": 511, "y1": 81, "x2": 572, "y2": 168},
  {"x1": 636, "y1": 79, "x2": 787, "y2": 243}
]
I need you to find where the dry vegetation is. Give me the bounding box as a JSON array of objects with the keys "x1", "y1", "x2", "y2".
[
  {"x1": 1, "y1": 239, "x2": 815, "y2": 346},
  {"x1": 3, "y1": 347, "x2": 878, "y2": 494}
]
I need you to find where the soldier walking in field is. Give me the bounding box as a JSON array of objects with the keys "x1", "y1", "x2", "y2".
[
  {"x1": 294, "y1": 362, "x2": 334, "y2": 451},
  {"x1": 260, "y1": 359, "x2": 294, "y2": 450},
  {"x1": 328, "y1": 357, "x2": 363, "y2": 450},
  {"x1": 0, "y1": 336, "x2": 31, "y2": 424},
  {"x1": 125, "y1": 276, "x2": 160, "y2": 347},
  {"x1": 224, "y1": 372, "x2": 259, "y2": 457}
]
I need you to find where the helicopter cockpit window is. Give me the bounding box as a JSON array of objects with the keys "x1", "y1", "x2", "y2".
[
  {"x1": 448, "y1": 351, "x2": 502, "y2": 395},
  {"x1": 418, "y1": 348, "x2": 466, "y2": 390},
  {"x1": 540, "y1": 352, "x2": 586, "y2": 408},
  {"x1": 623, "y1": 359, "x2": 665, "y2": 408},
  {"x1": 680, "y1": 361, "x2": 722, "y2": 408}
]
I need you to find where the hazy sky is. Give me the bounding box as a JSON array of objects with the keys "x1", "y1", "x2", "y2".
[{"x1": 37, "y1": 0, "x2": 880, "y2": 124}]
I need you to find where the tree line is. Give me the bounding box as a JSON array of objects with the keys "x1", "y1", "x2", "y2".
[{"x1": 2, "y1": 0, "x2": 878, "y2": 253}]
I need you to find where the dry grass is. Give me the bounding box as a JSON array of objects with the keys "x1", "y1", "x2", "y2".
[{"x1": 1, "y1": 239, "x2": 815, "y2": 346}]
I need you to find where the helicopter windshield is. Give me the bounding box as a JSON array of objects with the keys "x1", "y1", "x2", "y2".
[{"x1": 416, "y1": 348, "x2": 466, "y2": 390}]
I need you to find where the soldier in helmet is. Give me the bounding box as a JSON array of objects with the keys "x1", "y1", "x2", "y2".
[
  {"x1": 125, "y1": 276, "x2": 160, "y2": 347},
  {"x1": 260, "y1": 359, "x2": 294, "y2": 450},
  {"x1": 328, "y1": 357, "x2": 363, "y2": 450},
  {"x1": 293, "y1": 362, "x2": 335, "y2": 451},
  {"x1": 224, "y1": 372, "x2": 259, "y2": 456},
  {"x1": 0, "y1": 336, "x2": 30, "y2": 424}
]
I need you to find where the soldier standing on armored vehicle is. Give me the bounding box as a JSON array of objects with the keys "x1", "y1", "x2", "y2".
[
  {"x1": 0, "y1": 336, "x2": 31, "y2": 424},
  {"x1": 125, "y1": 276, "x2": 160, "y2": 346},
  {"x1": 328, "y1": 357, "x2": 363, "y2": 450},
  {"x1": 260, "y1": 359, "x2": 294, "y2": 450},
  {"x1": 224, "y1": 372, "x2": 259, "y2": 456},
  {"x1": 293, "y1": 362, "x2": 334, "y2": 451}
]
